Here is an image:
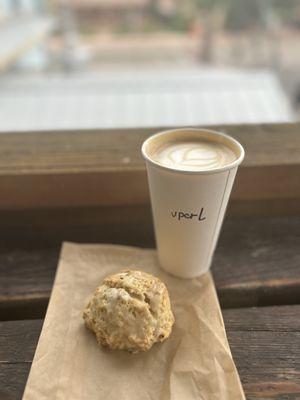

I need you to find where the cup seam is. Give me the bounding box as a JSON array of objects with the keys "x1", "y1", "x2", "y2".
[{"x1": 205, "y1": 169, "x2": 231, "y2": 268}]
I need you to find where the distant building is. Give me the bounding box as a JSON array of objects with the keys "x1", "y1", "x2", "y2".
[
  {"x1": 66, "y1": 0, "x2": 149, "y2": 31},
  {"x1": 64, "y1": 0, "x2": 176, "y2": 32}
]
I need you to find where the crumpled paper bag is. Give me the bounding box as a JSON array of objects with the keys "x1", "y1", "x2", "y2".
[{"x1": 23, "y1": 242, "x2": 245, "y2": 400}]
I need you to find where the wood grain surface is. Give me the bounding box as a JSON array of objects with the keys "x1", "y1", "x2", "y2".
[
  {"x1": 0, "y1": 199, "x2": 300, "y2": 251},
  {"x1": 0, "y1": 217, "x2": 299, "y2": 319},
  {"x1": 0, "y1": 123, "x2": 299, "y2": 210},
  {"x1": 1, "y1": 123, "x2": 299, "y2": 173},
  {"x1": 1, "y1": 306, "x2": 299, "y2": 400}
]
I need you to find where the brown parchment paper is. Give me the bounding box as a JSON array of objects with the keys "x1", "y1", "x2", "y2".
[{"x1": 23, "y1": 243, "x2": 245, "y2": 400}]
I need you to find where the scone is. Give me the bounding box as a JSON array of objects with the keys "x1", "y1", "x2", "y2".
[{"x1": 83, "y1": 269, "x2": 175, "y2": 352}]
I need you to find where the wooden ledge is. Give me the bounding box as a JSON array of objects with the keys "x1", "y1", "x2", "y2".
[
  {"x1": 1, "y1": 305, "x2": 299, "y2": 399},
  {"x1": 0, "y1": 217, "x2": 299, "y2": 319},
  {"x1": 0, "y1": 123, "x2": 299, "y2": 210}
]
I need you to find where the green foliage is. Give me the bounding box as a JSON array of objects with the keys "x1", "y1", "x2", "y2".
[
  {"x1": 272, "y1": 0, "x2": 299, "y2": 20},
  {"x1": 224, "y1": 0, "x2": 268, "y2": 31},
  {"x1": 193, "y1": 0, "x2": 226, "y2": 10},
  {"x1": 115, "y1": 14, "x2": 191, "y2": 34}
]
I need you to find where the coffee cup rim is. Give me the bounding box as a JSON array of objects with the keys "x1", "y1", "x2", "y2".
[{"x1": 141, "y1": 127, "x2": 245, "y2": 175}]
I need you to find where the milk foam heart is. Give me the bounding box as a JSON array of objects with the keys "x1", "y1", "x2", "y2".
[{"x1": 153, "y1": 140, "x2": 237, "y2": 171}]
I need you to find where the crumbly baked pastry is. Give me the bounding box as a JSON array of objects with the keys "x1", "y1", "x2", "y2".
[{"x1": 83, "y1": 269, "x2": 175, "y2": 352}]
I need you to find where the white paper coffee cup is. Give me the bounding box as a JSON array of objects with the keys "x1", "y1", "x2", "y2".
[{"x1": 142, "y1": 128, "x2": 244, "y2": 279}]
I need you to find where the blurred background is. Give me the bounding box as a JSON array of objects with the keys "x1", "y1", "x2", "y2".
[{"x1": 0, "y1": 0, "x2": 300, "y2": 131}]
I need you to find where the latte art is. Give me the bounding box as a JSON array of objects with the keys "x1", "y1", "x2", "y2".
[{"x1": 153, "y1": 140, "x2": 237, "y2": 171}]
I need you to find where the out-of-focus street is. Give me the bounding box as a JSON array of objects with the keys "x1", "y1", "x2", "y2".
[{"x1": 1, "y1": 0, "x2": 300, "y2": 130}]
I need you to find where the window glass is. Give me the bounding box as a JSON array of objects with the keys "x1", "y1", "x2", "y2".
[{"x1": 0, "y1": 0, "x2": 299, "y2": 131}]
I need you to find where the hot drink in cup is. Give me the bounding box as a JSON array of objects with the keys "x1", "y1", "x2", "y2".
[{"x1": 142, "y1": 128, "x2": 244, "y2": 279}]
